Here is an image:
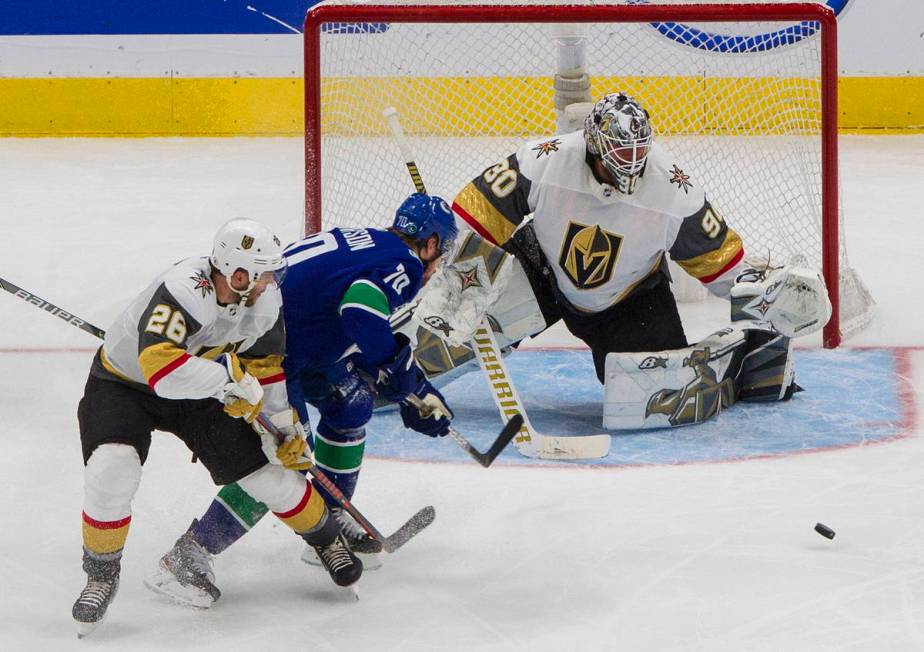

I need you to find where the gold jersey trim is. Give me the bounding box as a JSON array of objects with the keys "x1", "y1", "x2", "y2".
[
  {"x1": 453, "y1": 182, "x2": 518, "y2": 246},
  {"x1": 674, "y1": 229, "x2": 743, "y2": 280}
]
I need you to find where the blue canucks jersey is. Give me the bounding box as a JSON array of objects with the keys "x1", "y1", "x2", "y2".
[{"x1": 281, "y1": 228, "x2": 424, "y2": 377}]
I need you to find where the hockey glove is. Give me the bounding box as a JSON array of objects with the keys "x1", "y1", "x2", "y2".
[
  {"x1": 401, "y1": 382, "x2": 453, "y2": 437},
  {"x1": 731, "y1": 264, "x2": 831, "y2": 338},
  {"x1": 218, "y1": 352, "x2": 264, "y2": 423},
  {"x1": 253, "y1": 408, "x2": 314, "y2": 471},
  {"x1": 374, "y1": 335, "x2": 424, "y2": 404}
]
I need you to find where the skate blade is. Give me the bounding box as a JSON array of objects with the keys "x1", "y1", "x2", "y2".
[
  {"x1": 144, "y1": 570, "x2": 216, "y2": 609},
  {"x1": 299, "y1": 546, "x2": 382, "y2": 571},
  {"x1": 76, "y1": 619, "x2": 102, "y2": 639}
]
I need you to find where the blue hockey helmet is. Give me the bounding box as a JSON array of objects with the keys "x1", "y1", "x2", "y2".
[{"x1": 392, "y1": 193, "x2": 459, "y2": 256}]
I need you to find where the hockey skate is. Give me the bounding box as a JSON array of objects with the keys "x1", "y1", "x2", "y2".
[
  {"x1": 144, "y1": 519, "x2": 221, "y2": 609},
  {"x1": 303, "y1": 511, "x2": 364, "y2": 587},
  {"x1": 301, "y1": 507, "x2": 383, "y2": 571},
  {"x1": 72, "y1": 551, "x2": 120, "y2": 639}
]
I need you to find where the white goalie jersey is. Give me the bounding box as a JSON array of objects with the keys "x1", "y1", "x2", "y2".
[{"x1": 451, "y1": 129, "x2": 746, "y2": 313}]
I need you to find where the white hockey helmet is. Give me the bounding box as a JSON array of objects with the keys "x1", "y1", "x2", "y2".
[
  {"x1": 584, "y1": 93, "x2": 653, "y2": 195},
  {"x1": 210, "y1": 218, "x2": 287, "y2": 299}
]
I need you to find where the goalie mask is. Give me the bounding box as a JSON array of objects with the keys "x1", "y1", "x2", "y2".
[
  {"x1": 210, "y1": 218, "x2": 287, "y2": 301},
  {"x1": 392, "y1": 193, "x2": 459, "y2": 257},
  {"x1": 584, "y1": 93, "x2": 653, "y2": 195}
]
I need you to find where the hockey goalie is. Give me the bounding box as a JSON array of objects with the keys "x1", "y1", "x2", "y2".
[{"x1": 396, "y1": 92, "x2": 832, "y2": 431}]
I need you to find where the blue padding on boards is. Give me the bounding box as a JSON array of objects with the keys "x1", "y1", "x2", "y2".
[
  {"x1": 0, "y1": 1, "x2": 315, "y2": 36},
  {"x1": 321, "y1": 348, "x2": 913, "y2": 467}
]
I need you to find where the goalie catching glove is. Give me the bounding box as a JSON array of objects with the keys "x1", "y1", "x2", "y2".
[
  {"x1": 252, "y1": 408, "x2": 313, "y2": 471},
  {"x1": 375, "y1": 335, "x2": 454, "y2": 437},
  {"x1": 730, "y1": 264, "x2": 832, "y2": 338},
  {"x1": 218, "y1": 352, "x2": 264, "y2": 423}
]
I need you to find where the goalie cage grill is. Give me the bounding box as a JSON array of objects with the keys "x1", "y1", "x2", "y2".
[{"x1": 303, "y1": 0, "x2": 874, "y2": 347}]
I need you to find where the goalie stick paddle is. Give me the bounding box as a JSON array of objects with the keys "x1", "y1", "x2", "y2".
[
  {"x1": 382, "y1": 107, "x2": 612, "y2": 461},
  {"x1": 2, "y1": 279, "x2": 435, "y2": 554}
]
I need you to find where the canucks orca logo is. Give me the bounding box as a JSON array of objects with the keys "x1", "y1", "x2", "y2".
[
  {"x1": 424, "y1": 315, "x2": 454, "y2": 337},
  {"x1": 558, "y1": 222, "x2": 623, "y2": 290},
  {"x1": 639, "y1": 355, "x2": 668, "y2": 370},
  {"x1": 628, "y1": 0, "x2": 854, "y2": 53}
]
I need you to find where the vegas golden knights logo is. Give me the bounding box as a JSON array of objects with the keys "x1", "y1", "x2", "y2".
[
  {"x1": 558, "y1": 222, "x2": 622, "y2": 289},
  {"x1": 240, "y1": 235, "x2": 254, "y2": 249},
  {"x1": 645, "y1": 347, "x2": 737, "y2": 426}
]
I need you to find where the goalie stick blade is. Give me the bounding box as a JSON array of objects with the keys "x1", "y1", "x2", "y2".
[
  {"x1": 382, "y1": 505, "x2": 435, "y2": 554},
  {"x1": 518, "y1": 432, "x2": 612, "y2": 461}
]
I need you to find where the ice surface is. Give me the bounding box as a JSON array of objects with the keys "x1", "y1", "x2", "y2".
[{"x1": 1, "y1": 135, "x2": 923, "y2": 650}]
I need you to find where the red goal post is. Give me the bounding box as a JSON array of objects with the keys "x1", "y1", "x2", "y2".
[{"x1": 304, "y1": 2, "x2": 863, "y2": 348}]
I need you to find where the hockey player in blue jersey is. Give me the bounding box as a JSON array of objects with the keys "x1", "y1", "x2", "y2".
[{"x1": 145, "y1": 193, "x2": 459, "y2": 607}]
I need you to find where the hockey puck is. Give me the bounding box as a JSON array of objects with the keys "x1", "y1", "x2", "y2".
[{"x1": 814, "y1": 523, "x2": 835, "y2": 540}]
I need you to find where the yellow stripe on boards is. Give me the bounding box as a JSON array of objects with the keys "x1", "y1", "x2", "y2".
[
  {"x1": 0, "y1": 77, "x2": 301, "y2": 136},
  {"x1": 0, "y1": 76, "x2": 921, "y2": 136}
]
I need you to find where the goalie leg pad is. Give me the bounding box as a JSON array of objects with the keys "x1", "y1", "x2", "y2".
[
  {"x1": 603, "y1": 326, "x2": 748, "y2": 430},
  {"x1": 738, "y1": 330, "x2": 799, "y2": 402}
]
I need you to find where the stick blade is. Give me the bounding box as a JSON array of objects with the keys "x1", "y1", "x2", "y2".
[
  {"x1": 382, "y1": 505, "x2": 436, "y2": 553},
  {"x1": 517, "y1": 432, "x2": 611, "y2": 461},
  {"x1": 479, "y1": 413, "x2": 523, "y2": 467}
]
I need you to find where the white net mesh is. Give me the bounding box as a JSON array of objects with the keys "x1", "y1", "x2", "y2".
[{"x1": 306, "y1": 0, "x2": 873, "y2": 343}]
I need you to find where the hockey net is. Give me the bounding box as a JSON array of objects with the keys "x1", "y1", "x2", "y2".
[{"x1": 304, "y1": 0, "x2": 873, "y2": 347}]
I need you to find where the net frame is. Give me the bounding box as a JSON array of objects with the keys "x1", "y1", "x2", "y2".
[{"x1": 304, "y1": 2, "x2": 844, "y2": 346}]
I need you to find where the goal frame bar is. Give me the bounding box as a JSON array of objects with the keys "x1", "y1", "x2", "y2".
[{"x1": 303, "y1": 2, "x2": 841, "y2": 347}]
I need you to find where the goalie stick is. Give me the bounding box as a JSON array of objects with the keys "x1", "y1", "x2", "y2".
[
  {"x1": 383, "y1": 107, "x2": 612, "y2": 461},
  {"x1": 2, "y1": 277, "x2": 435, "y2": 553}
]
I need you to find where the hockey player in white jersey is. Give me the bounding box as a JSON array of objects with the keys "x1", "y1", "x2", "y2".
[
  {"x1": 411, "y1": 92, "x2": 831, "y2": 429},
  {"x1": 71, "y1": 218, "x2": 362, "y2": 637}
]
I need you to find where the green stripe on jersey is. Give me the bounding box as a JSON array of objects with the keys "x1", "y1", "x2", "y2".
[
  {"x1": 216, "y1": 483, "x2": 270, "y2": 529},
  {"x1": 314, "y1": 436, "x2": 366, "y2": 473},
  {"x1": 339, "y1": 281, "x2": 390, "y2": 319}
]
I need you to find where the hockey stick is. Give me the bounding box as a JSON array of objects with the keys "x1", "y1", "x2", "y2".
[
  {"x1": 1, "y1": 275, "x2": 106, "y2": 339},
  {"x1": 471, "y1": 324, "x2": 611, "y2": 460},
  {"x1": 254, "y1": 414, "x2": 434, "y2": 553},
  {"x1": 406, "y1": 394, "x2": 522, "y2": 467},
  {"x1": 2, "y1": 278, "x2": 434, "y2": 553},
  {"x1": 382, "y1": 107, "x2": 611, "y2": 461}
]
